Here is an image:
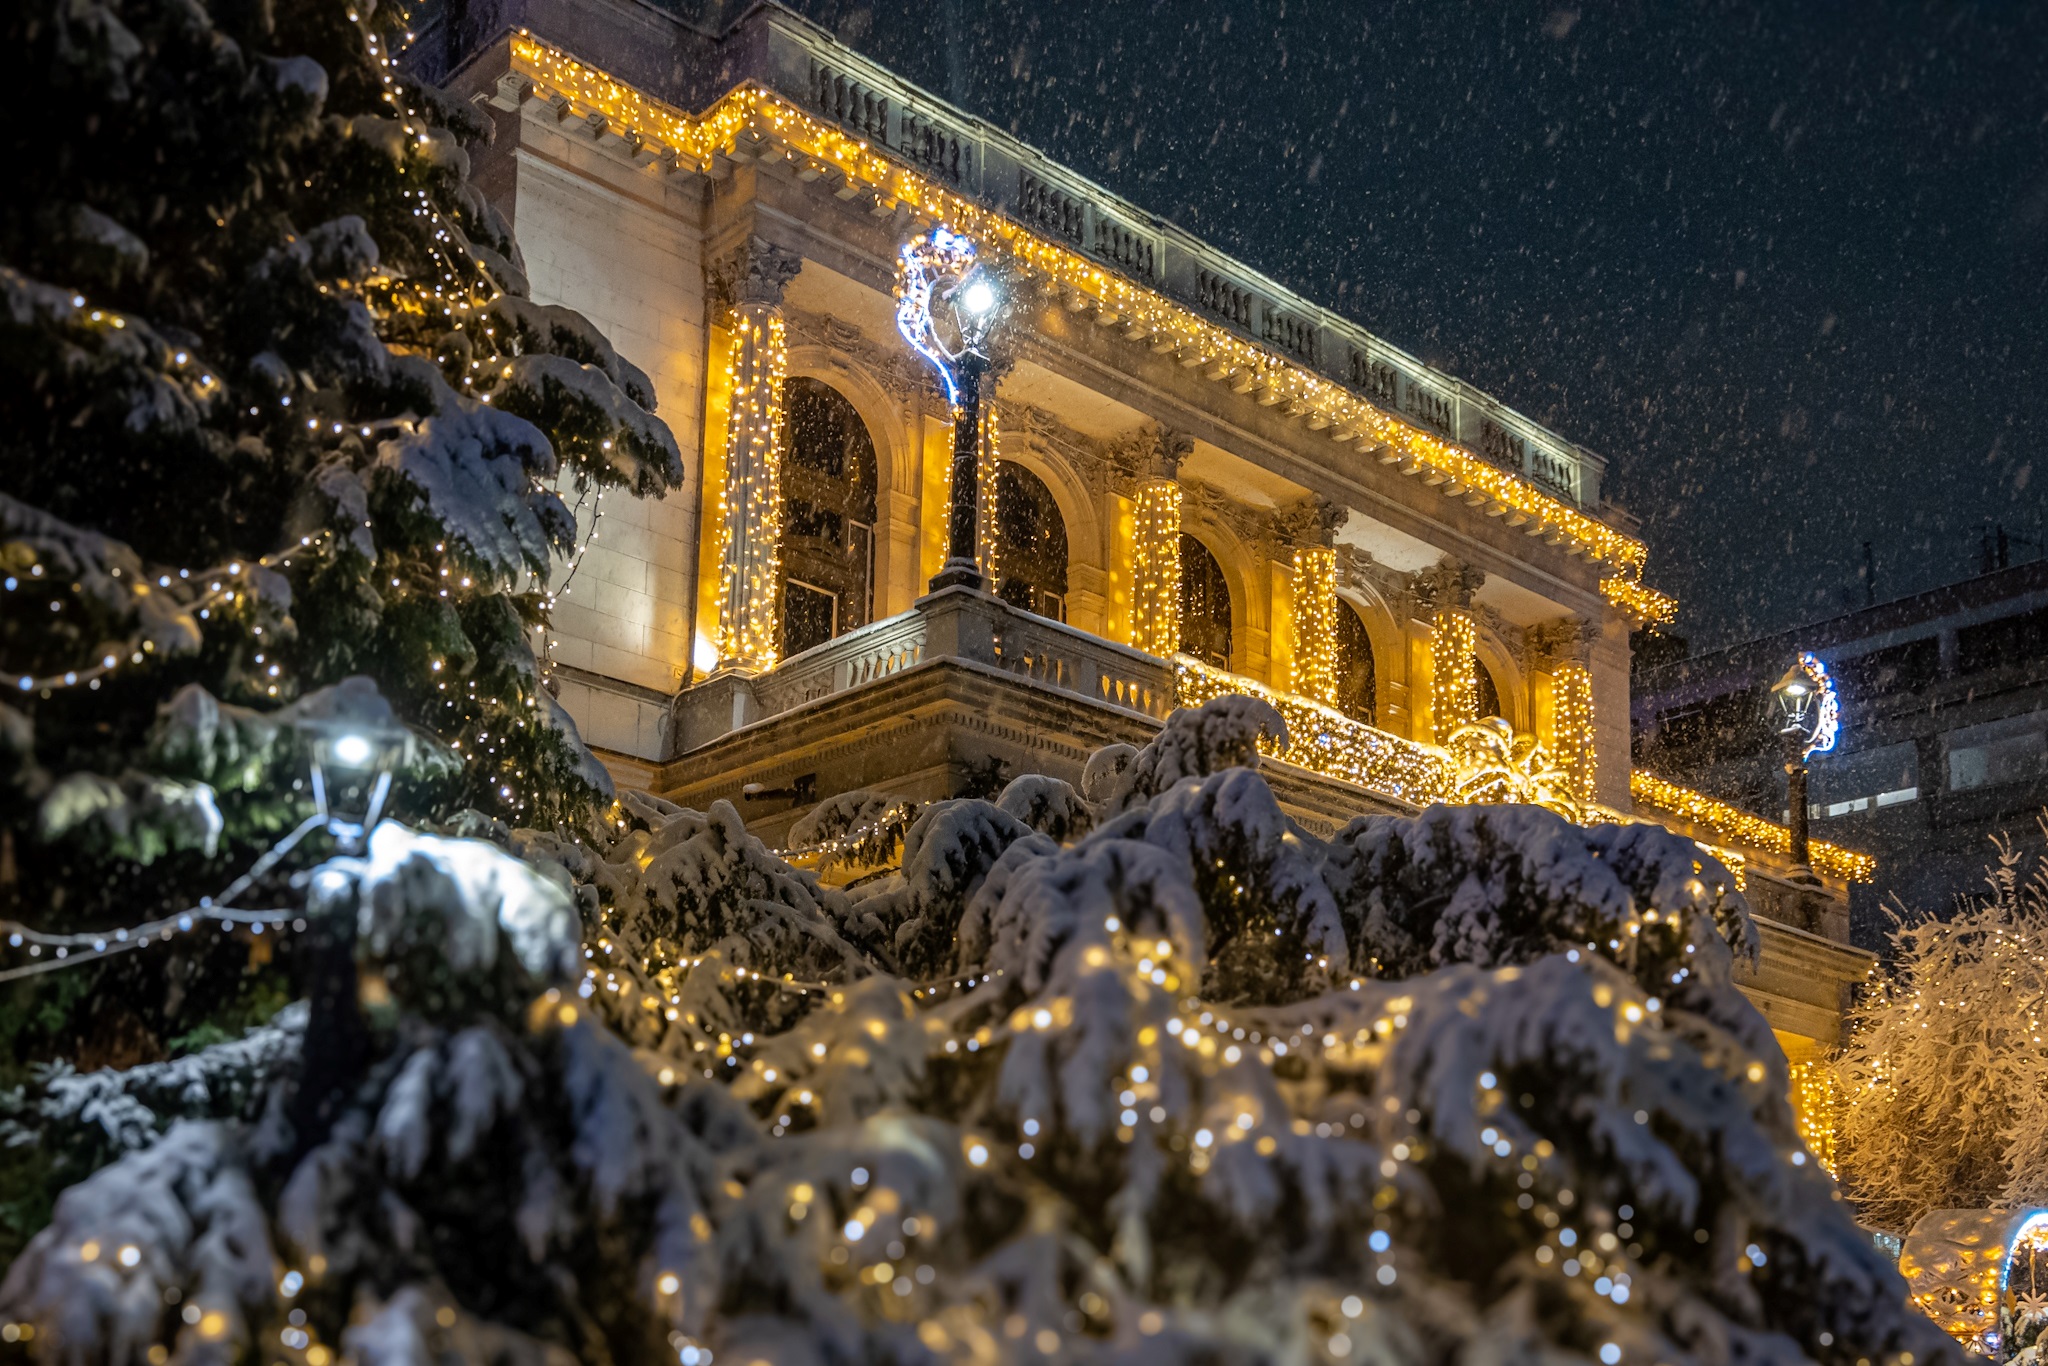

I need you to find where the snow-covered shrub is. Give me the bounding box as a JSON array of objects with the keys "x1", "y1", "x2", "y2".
[{"x1": 2, "y1": 699, "x2": 1958, "y2": 1364}]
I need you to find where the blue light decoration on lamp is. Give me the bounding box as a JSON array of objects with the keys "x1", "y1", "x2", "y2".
[
  {"x1": 1772, "y1": 651, "x2": 1841, "y2": 758},
  {"x1": 895, "y1": 227, "x2": 1006, "y2": 591}
]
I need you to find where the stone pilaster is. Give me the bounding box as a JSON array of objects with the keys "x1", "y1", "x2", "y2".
[
  {"x1": 1529, "y1": 618, "x2": 1603, "y2": 805},
  {"x1": 1130, "y1": 429, "x2": 1190, "y2": 657},
  {"x1": 708, "y1": 237, "x2": 802, "y2": 672},
  {"x1": 1411, "y1": 558, "x2": 1486, "y2": 744}
]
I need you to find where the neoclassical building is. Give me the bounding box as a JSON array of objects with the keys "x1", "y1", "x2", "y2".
[{"x1": 419, "y1": 0, "x2": 1871, "y2": 1128}]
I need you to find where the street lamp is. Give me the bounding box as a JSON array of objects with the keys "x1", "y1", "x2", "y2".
[
  {"x1": 293, "y1": 679, "x2": 414, "y2": 853},
  {"x1": 1769, "y1": 652, "x2": 1839, "y2": 879},
  {"x1": 896, "y1": 228, "x2": 1005, "y2": 591}
]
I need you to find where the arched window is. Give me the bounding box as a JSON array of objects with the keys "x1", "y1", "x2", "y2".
[
  {"x1": 1335, "y1": 599, "x2": 1376, "y2": 725},
  {"x1": 1477, "y1": 657, "x2": 1503, "y2": 722},
  {"x1": 1178, "y1": 532, "x2": 1233, "y2": 669},
  {"x1": 778, "y1": 378, "x2": 877, "y2": 660},
  {"x1": 992, "y1": 461, "x2": 1068, "y2": 620}
]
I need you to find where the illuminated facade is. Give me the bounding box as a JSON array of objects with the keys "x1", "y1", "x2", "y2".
[{"x1": 419, "y1": 0, "x2": 1868, "y2": 1077}]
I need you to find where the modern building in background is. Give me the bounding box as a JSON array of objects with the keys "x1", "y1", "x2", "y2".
[
  {"x1": 1634, "y1": 558, "x2": 2048, "y2": 942},
  {"x1": 409, "y1": 0, "x2": 1876, "y2": 1120}
]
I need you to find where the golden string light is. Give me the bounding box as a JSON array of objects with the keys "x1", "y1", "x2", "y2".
[
  {"x1": 714, "y1": 306, "x2": 789, "y2": 671},
  {"x1": 1786, "y1": 1058, "x2": 1838, "y2": 1174},
  {"x1": 1173, "y1": 658, "x2": 1454, "y2": 804},
  {"x1": 1600, "y1": 576, "x2": 1677, "y2": 625},
  {"x1": 504, "y1": 36, "x2": 1668, "y2": 594},
  {"x1": 1129, "y1": 480, "x2": 1182, "y2": 657},
  {"x1": 1290, "y1": 545, "x2": 1339, "y2": 707},
  {"x1": 1551, "y1": 660, "x2": 1597, "y2": 805},
  {"x1": 976, "y1": 399, "x2": 1002, "y2": 587},
  {"x1": 1431, "y1": 609, "x2": 1479, "y2": 745},
  {"x1": 1630, "y1": 772, "x2": 1876, "y2": 883}
]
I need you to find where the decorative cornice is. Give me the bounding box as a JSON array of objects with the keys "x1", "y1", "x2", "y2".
[{"x1": 505, "y1": 37, "x2": 1661, "y2": 598}]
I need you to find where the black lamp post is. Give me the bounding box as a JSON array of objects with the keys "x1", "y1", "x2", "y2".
[
  {"x1": 896, "y1": 230, "x2": 1004, "y2": 592},
  {"x1": 1769, "y1": 654, "x2": 1837, "y2": 880}
]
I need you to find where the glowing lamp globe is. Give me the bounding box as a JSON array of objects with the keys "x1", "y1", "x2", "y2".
[{"x1": 1769, "y1": 652, "x2": 1840, "y2": 758}]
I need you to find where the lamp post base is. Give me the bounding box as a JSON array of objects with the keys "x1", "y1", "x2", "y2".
[{"x1": 929, "y1": 561, "x2": 984, "y2": 592}]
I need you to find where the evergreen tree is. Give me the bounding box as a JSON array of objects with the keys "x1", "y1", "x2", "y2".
[
  {"x1": 1834, "y1": 823, "x2": 2048, "y2": 1234},
  {"x1": 0, "y1": 0, "x2": 678, "y2": 1119},
  {"x1": 3, "y1": 698, "x2": 1961, "y2": 1365},
  {"x1": 0, "y1": 0, "x2": 681, "y2": 1253}
]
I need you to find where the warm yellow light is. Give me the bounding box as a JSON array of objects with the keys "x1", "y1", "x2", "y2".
[
  {"x1": 1552, "y1": 659, "x2": 1597, "y2": 804},
  {"x1": 1289, "y1": 545, "x2": 1339, "y2": 707},
  {"x1": 1130, "y1": 480, "x2": 1183, "y2": 657},
  {"x1": 714, "y1": 307, "x2": 789, "y2": 670},
  {"x1": 1431, "y1": 609, "x2": 1479, "y2": 744},
  {"x1": 1630, "y1": 772, "x2": 1876, "y2": 883}
]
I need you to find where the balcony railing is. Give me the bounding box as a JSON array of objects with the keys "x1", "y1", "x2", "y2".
[{"x1": 676, "y1": 586, "x2": 1446, "y2": 805}]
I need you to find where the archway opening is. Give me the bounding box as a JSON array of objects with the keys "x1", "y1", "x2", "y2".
[
  {"x1": 1335, "y1": 599, "x2": 1377, "y2": 725},
  {"x1": 1477, "y1": 657, "x2": 1504, "y2": 722},
  {"x1": 1178, "y1": 532, "x2": 1233, "y2": 669},
  {"x1": 992, "y1": 461, "x2": 1069, "y2": 620},
  {"x1": 778, "y1": 377, "x2": 877, "y2": 660}
]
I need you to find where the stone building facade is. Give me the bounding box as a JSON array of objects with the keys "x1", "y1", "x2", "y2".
[{"x1": 412, "y1": 0, "x2": 1873, "y2": 1104}]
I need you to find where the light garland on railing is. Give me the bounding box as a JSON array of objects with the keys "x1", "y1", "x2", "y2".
[
  {"x1": 714, "y1": 306, "x2": 789, "y2": 671},
  {"x1": 1173, "y1": 657, "x2": 1454, "y2": 805},
  {"x1": 1130, "y1": 481, "x2": 1182, "y2": 657},
  {"x1": 1552, "y1": 660, "x2": 1597, "y2": 805},
  {"x1": 1629, "y1": 771, "x2": 1876, "y2": 883},
  {"x1": 1431, "y1": 610, "x2": 1479, "y2": 745},
  {"x1": 503, "y1": 36, "x2": 1664, "y2": 590},
  {"x1": 1290, "y1": 545, "x2": 1339, "y2": 707}
]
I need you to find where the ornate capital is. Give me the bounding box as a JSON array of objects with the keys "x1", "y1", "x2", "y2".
[
  {"x1": 709, "y1": 236, "x2": 804, "y2": 311},
  {"x1": 1526, "y1": 616, "x2": 1601, "y2": 670},
  {"x1": 1274, "y1": 493, "x2": 1347, "y2": 549},
  {"x1": 1408, "y1": 557, "x2": 1487, "y2": 614}
]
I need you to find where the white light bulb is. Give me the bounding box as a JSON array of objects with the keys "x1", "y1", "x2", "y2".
[
  {"x1": 332, "y1": 734, "x2": 373, "y2": 766},
  {"x1": 959, "y1": 279, "x2": 997, "y2": 317}
]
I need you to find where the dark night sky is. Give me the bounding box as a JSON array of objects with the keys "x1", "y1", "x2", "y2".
[{"x1": 781, "y1": 0, "x2": 2048, "y2": 649}]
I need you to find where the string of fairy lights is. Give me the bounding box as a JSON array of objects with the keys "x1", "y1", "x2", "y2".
[
  {"x1": 556, "y1": 881, "x2": 1834, "y2": 1366},
  {"x1": 1552, "y1": 659, "x2": 1599, "y2": 806},
  {"x1": 1629, "y1": 772, "x2": 1876, "y2": 884},
  {"x1": 4, "y1": 533, "x2": 330, "y2": 699},
  {"x1": 1430, "y1": 610, "x2": 1480, "y2": 745},
  {"x1": 975, "y1": 400, "x2": 1003, "y2": 587},
  {"x1": 1290, "y1": 545, "x2": 1340, "y2": 708},
  {"x1": 1129, "y1": 480, "x2": 1183, "y2": 657},
  {"x1": 715, "y1": 305, "x2": 790, "y2": 671}
]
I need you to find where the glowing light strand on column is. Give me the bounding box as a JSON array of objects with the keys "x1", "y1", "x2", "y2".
[
  {"x1": 1431, "y1": 609, "x2": 1479, "y2": 743},
  {"x1": 1291, "y1": 545, "x2": 1339, "y2": 707},
  {"x1": 715, "y1": 308, "x2": 789, "y2": 670},
  {"x1": 1552, "y1": 659, "x2": 1597, "y2": 804},
  {"x1": 1130, "y1": 481, "x2": 1182, "y2": 657}
]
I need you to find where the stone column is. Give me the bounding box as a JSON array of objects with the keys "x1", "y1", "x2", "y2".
[
  {"x1": 973, "y1": 380, "x2": 1008, "y2": 588},
  {"x1": 1130, "y1": 430, "x2": 1190, "y2": 657},
  {"x1": 1281, "y1": 495, "x2": 1347, "y2": 707},
  {"x1": 708, "y1": 237, "x2": 801, "y2": 672},
  {"x1": 1531, "y1": 618, "x2": 1602, "y2": 805},
  {"x1": 1412, "y1": 559, "x2": 1486, "y2": 744}
]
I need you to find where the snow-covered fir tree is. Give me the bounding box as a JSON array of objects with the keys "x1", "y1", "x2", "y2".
[
  {"x1": 1833, "y1": 822, "x2": 2048, "y2": 1235},
  {"x1": 0, "y1": 0, "x2": 681, "y2": 1236},
  {"x1": 2, "y1": 696, "x2": 1962, "y2": 1366}
]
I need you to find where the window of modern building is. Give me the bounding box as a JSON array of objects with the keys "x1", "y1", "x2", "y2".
[
  {"x1": 991, "y1": 461, "x2": 1068, "y2": 621},
  {"x1": 778, "y1": 378, "x2": 877, "y2": 660},
  {"x1": 1178, "y1": 533, "x2": 1233, "y2": 670},
  {"x1": 1335, "y1": 598, "x2": 1376, "y2": 725},
  {"x1": 1946, "y1": 714, "x2": 2048, "y2": 793},
  {"x1": 1811, "y1": 741, "x2": 1920, "y2": 817}
]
